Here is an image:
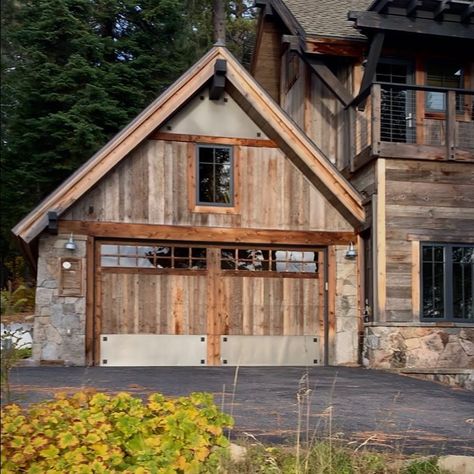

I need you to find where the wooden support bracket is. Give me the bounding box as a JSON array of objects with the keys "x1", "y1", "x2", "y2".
[
  {"x1": 47, "y1": 211, "x2": 58, "y2": 234},
  {"x1": 209, "y1": 59, "x2": 227, "y2": 100},
  {"x1": 357, "y1": 32, "x2": 385, "y2": 111}
]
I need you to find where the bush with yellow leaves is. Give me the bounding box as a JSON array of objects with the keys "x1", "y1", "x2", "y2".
[{"x1": 1, "y1": 391, "x2": 233, "y2": 473}]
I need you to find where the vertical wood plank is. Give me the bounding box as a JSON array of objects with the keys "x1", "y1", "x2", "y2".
[
  {"x1": 446, "y1": 90, "x2": 456, "y2": 160},
  {"x1": 206, "y1": 248, "x2": 219, "y2": 365},
  {"x1": 415, "y1": 58, "x2": 425, "y2": 145},
  {"x1": 411, "y1": 241, "x2": 420, "y2": 320},
  {"x1": 327, "y1": 246, "x2": 336, "y2": 364},
  {"x1": 375, "y1": 159, "x2": 386, "y2": 322},
  {"x1": 85, "y1": 236, "x2": 95, "y2": 366},
  {"x1": 371, "y1": 84, "x2": 381, "y2": 156},
  {"x1": 94, "y1": 242, "x2": 102, "y2": 364}
]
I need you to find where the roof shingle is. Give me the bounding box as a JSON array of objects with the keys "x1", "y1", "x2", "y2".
[{"x1": 281, "y1": 0, "x2": 372, "y2": 40}]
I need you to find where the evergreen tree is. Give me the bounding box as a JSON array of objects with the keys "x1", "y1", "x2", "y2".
[{"x1": 0, "y1": 0, "x2": 255, "y2": 282}]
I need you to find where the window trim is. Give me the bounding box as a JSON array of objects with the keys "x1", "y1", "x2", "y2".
[
  {"x1": 420, "y1": 242, "x2": 473, "y2": 323},
  {"x1": 188, "y1": 142, "x2": 240, "y2": 214}
]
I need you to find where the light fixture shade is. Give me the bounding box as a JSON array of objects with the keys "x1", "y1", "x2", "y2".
[
  {"x1": 65, "y1": 234, "x2": 77, "y2": 251},
  {"x1": 345, "y1": 242, "x2": 357, "y2": 259}
]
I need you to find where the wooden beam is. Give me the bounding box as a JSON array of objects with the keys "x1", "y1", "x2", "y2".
[
  {"x1": 59, "y1": 221, "x2": 357, "y2": 246},
  {"x1": 327, "y1": 246, "x2": 336, "y2": 365},
  {"x1": 375, "y1": 159, "x2": 386, "y2": 322},
  {"x1": 372, "y1": 0, "x2": 393, "y2": 13},
  {"x1": 304, "y1": 37, "x2": 365, "y2": 58},
  {"x1": 209, "y1": 59, "x2": 227, "y2": 100},
  {"x1": 348, "y1": 10, "x2": 474, "y2": 40},
  {"x1": 446, "y1": 90, "x2": 456, "y2": 160},
  {"x1": 255, "y1": 0, "x2": 273, "y2": 16},
  {"x1": 461, "y1": 3, "x2": 474, "y2": 23},
  {"x1": 281, "y1": 34, "x2": 300, "y2": 52},
  {"x1": 357, "y1": 32, "x2": 385, "y2": 110},
  {"x1": 433, "y1": 0, "x2": 451, "y2": 20},
  {"x1": 406, "y1": 0, "x2": 422, "y2": 16},
  {"x1": 306, "y1": 58, "x2": 353, "y2": 106},
  {"x1": 47, "y1": 211, "x2": 58, "y2": 234},
  {"x1": 149, "y1": 132, "x2": 278, "y2": 148}
]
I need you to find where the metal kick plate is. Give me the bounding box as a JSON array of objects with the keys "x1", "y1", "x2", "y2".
[
  {"x1": 100, "y1": 335, "x2": 207, "y2": 366},
  {"x1": 220, "y1": 336, "x2": 320, "y2": 366}
]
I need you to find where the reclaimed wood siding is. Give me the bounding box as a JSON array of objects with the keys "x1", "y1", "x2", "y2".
[
  {"x1": 63, "y1": 140, "x2": 351, "y2": 231},
  {"x1": 101, "y1": 272, "x2": 207, "y2": 334},
  {"x1": 218, "y1": 276, "x2": 320, "y2": 336},
  {"x1": 251, "y1": 15, "x2": 281, "y2": 102},
  {"x1": 385, "y1": 160, "x2": 474, "y2": 322},
  {"x1": 281, "y1": 52, "x2": 305, "y2": 129}
]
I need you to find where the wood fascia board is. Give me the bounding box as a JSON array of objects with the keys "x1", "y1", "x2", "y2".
[
  {"x1": 12, "y1": 48, "x2": 220, "y2": 244},
  {"x1": 348, "y1": 10, "x2": 474, "y2": 40},
  {"x1": 219, "y1": 49, "x2": 365, "y2": 226},
  {"x1": 59, "y1": 220, "x2": 356, "y2": 245}
]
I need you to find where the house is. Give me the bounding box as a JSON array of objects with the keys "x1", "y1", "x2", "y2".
[{"x1": 12, "y1": 0, "x2": 473, "y2": 378}]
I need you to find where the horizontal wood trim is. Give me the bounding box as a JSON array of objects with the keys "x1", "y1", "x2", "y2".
[
  {"x1": 149, "y1": 132, "x2": 278, "y2": 148},
  {"x1": 304, "y1": 37, "x2": 365, "y2": 58},
  {"x1": 407, "y1": 233, "x2": 474, "y2": 244},
  {"x1": 101, "y1": 267, "x2": 208, "y2": 276},
  {"x1": 380, "y1": 142, "x2": 474, "y2": 162},
  {"x1": 220, "y1": 270, "x2": 319, "y2": 279},
  {"x1": 59, "y1": 220, "x2": 356, "y2": 246}
]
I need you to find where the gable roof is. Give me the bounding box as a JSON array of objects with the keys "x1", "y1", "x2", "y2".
[
  {"x1": 279, "y1": 0, "x2": 371, "y2": 40},
  {"x1": 12, "y1": 46, "x2": 365, "y2": 248}
]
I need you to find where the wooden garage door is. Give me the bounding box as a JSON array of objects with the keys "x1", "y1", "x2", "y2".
[{"x1": 95, "y1": 242, "x2": 324, "y2": 366}]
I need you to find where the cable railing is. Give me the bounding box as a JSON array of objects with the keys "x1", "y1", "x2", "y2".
[{"x1": 351, "y1": 83, "x2": 474, "y2": 160}]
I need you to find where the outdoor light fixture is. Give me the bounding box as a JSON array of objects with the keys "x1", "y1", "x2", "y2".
[
  {"x1": 345, "y1": 242, "x2": 357, "y2": 260},
  {"x1": 65, "y1": 233, "x2": 77, "y2": 251}
]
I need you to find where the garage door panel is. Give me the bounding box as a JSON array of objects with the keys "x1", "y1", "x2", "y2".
[
  {"x1": 219, "y1": 276, "x2": 320, "y2": 337},
  {"x1": 102, "y1": 273, "x2": 207, "y2": 335}
]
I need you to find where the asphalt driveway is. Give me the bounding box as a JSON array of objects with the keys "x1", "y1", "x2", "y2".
[{"x1": 5, "y1": 366, "x2": 474, "y2": 455}]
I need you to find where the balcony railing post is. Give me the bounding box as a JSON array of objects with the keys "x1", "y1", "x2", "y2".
[
  {"x1": 446, "y1": 90, "x2": 456, "y2": 160},
  {"x1": 371, "y1": 83, "x2": 381, "y2": 156},
  {"x1": 348, "y1": 106, "x2": 356, "y2": 172}
]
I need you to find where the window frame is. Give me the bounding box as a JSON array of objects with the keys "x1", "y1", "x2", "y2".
[
  {"x1": 188, "y1": 143, "x2": 239, "y2": 214},
  {"x1": 420, "y1": 242, "x2": 473, "y2": 323}
]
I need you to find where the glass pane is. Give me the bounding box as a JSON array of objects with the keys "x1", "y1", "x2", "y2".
[
  {"x1": 102, "y1": 245, "x2": 118, "y2": 254},
  {"x1": 101, "y1": 256, "x2": 119, "y2": 267},
  {"x1": 199, "y1": 147, "x2": 214, "y2": 164},
  {"x1": 434, "y1": 246, "x2": 444, "y2": 263},
  {"x1": 453, "y1": 246, "x2": 473, "y2": 320},
  {"x1": 214, "y1": 148, "x2": 230, "y2": 164},
  {"x1": 214, "y1": 164, "x2": 231, "y2": 204},
  {"x1": 198, "y1": 163, "x2": 214, "y2": 203},
  {"x1": 422, "y1": 246, "x2": 432, "y2": 262}
]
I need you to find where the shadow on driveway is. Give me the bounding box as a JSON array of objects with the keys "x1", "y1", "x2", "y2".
[{"x1": 5, "y1": 366, "x2": 474, "y2": 455}]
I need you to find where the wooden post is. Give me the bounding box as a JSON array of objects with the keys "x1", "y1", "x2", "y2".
[
  {"x1": 371, "y1": 84, "x2": 381, "y2": 156},
  {"x1": 446, "y1": 90, "x2": 456, "y2": 160},
  {"x1": 85, "y1": 236, "x2": 95, "y2": 366}
]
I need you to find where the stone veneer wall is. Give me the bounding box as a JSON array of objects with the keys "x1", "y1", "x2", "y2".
[
  {"x1": 333, "y1": 246, "x2": 359, "y2": 365},
  {"x1": 363, "y1": 326, "x2": 474, "y2": 370},
  {"x1": 33, "y1": 233, "x2": 87, "y2": 365}
]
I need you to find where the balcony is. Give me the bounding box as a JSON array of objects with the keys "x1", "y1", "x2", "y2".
[{"x1": 350, "y1": 83, "x2": 474, "y2": 168}]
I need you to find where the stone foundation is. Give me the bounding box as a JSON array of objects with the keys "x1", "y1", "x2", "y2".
[
  {"x1": 33, "y1": 234, "x2": 87, "y2": 365},
  {"x1": 363, "y1": 326, "x2": 474, "y2": 388},
  {"x1": 333, "y1": 246, "x2": 359, "y2": 365}
]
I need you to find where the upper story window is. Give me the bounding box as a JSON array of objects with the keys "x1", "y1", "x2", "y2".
[
  {"x1": 197, "y1": 145, "x2": 233, "y2": 207},
  {"x1": 425, "y1": 62, "x2": 464, "y2": 112},
  {"x1": 421, "y1": 243, "x2": 473, "y2": 321}
]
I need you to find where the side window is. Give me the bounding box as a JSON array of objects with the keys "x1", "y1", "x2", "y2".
[
  {"x1": 196, "y1": 145, "x2": 233, "y2": 207},
  {"x1": 421, "y1": 243, "x2": 473, "y2": 321},
  {"x1": 425, "y1": 62, "x2": 464, "y2": 113}
]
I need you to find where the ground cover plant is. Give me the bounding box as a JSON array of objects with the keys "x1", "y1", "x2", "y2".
[{"x1": 1, "y1": 391, "x2": 233, "y2": 473}]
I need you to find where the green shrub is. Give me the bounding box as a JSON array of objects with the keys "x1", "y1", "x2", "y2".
[
  {"x1": 0, "y1": 285, "x2": 35, "y2": 316},
  {"x1": 1, "y1": 391, "x2": 233, "y2": 473}
]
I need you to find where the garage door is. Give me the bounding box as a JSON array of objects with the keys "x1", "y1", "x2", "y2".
[{"x1": 96, "y1": 242, "x2": 325, "y2": 366}]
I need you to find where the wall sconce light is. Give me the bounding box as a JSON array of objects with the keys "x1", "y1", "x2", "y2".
[
  {"x1": 65, "y1": 233, "x2": 77, "y2": 251},
  {"x1": 345, "y1": 242, "x2": 357, "y2": 260}
]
